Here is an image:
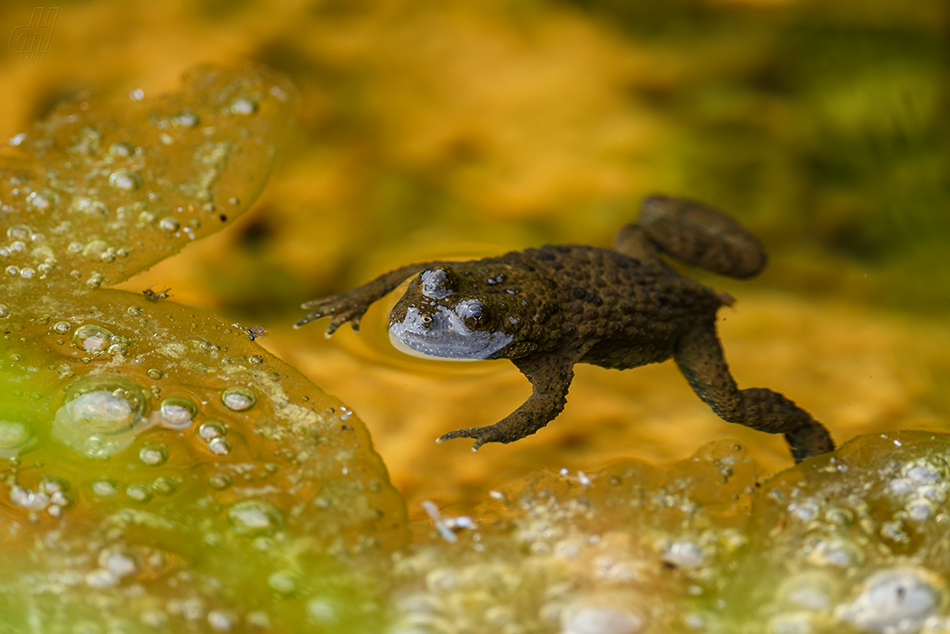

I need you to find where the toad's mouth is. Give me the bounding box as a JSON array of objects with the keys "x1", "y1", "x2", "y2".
[{"x1": 389, "y1": 306, "x2": 513, "y2": 361}]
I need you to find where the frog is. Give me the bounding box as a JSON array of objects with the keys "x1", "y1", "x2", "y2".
[{"x1": 295, "y1": 196, "x2": 834, "y2": 463}]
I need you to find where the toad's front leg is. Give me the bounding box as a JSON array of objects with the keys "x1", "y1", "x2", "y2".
[
  {"x1": 295, "y1": 261, "x2": 451, "y2": 334},
  {"x1": 436, "y1": 347, "x2": 586, "y2": 451}
]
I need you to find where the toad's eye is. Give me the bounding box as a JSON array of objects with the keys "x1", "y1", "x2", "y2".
[{"x1": 456, "y1": 299, "x2": 489, "y2": 330}]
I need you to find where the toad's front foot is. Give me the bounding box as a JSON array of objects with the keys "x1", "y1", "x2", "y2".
[{"x1": 294, "y1": 293, "x2": 371, "y2": 335}]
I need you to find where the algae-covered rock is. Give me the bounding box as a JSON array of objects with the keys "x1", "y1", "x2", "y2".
[
  {"x1": 391, "y1": 440, "x2": 758, "y2": 633},
  {"x1": 394, "y1": 434, "x2": 950, "y2": 634},
  {"x1": 0, "y1": 66, "x2": 406, "y2": 632},
  {"x1": 733, "y1": 431, "x2": 950, "y2": 634},
  {"x1": 1, "y1": 65, "x2": 293, "y2": 291}
]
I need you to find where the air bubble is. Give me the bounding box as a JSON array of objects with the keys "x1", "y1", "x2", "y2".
[
  {"x1": 139, "y1": 443, "x2": 168, "y2": 466},
  {"x1": 906, "y1": 498, "x2": 934, "y2": 522},
  {"x1": 159, "y1": 217, "x2": 180, "y2": 232},
  {"x1": 268, "y1": 571, "x2": 297, "y2": 596},
  {"x1": 174, "y1": 108, "x2": 200, "y2": 127},
  {"x1": 207, "y1": 437, "x2": 232, "y2": 455},
  {"x1": 26, "y1": 188, "x2": 59, "y2": 211},
  {"x1": 91, "y1": 479, "x2": 120, "y2": 497},
  {"x1": 52, "y1": 375, "x2": 149, "y2": 459},
  {"x1": 126, "y1": 483, "x2": 152, "y2": 503},
  {"x1": 209, "y1": 474, "x2": 231, "y2": 490},
  {"x1": 776, "y1": 571, "x2": 838, "y2": 612},
  {"x1": 306, "y1": 600, "x2": 339, "y2": 625},
  {"x1": 82, "y1": 240, "x2": 110, "y2": 261},
  {"x1": 662, "y1": 540, "x2": 704, "y2": 569},
  {"x1": 903, "y1": 459, "x2": 945, "y2": 485},
  {"x1": 221, "y1": 387, "x2": 255, "y2": 411},
  {"x1": 561, "y1": 604, "x2": 645, "y2": 634},
  {"x1": 99, "y1": 546, "x2": 140, "y2": 578},
  {"x1": 198, "y1": 421, "x2": 226, "y2": 441},
  {"x1": 85, "y1": 569, "x2": 118, "y2": 588},
  {"x1": 159, "y1": 397, "x2": 197, "y2": 429},
  {"x1": 805, "y1": 536, "x2": 864, "y2": 568},
  {"x1": 109, "y1": 169, "x2": 142, "y2": 191},
  {"x1": 52, "y1": 321, "x2": 71, "y2": 334},
  {"x1": 9, "y1": 485, "x2": 49, "y2": 510},
  {"x1": 146, "y1": 369, "x2": 163, "y2": 380},
  {"x1": 230, "y1": 97, "x2": 258, "y2": 115},
  {"x1": 152, "y1": 477, "x2": 177, "y2": 495},
  {"x1": 0, "y1": 417, "x2": 34, "y2": 458},
  {"x1": 109, "y1": 141, "x2": 134, "y2": 157},
  {"x1": 72, "y1": 324, "x2": 114, "y2": 353},
  {"x1": 40, "y1": 476, "x2": 69, "y2": 494},
  {"x1": 141, "y1": 610, "x2": 168, "y2": 629},
  {"x1": 228, "y1": 500, "x2": 284, "y2": 537},
  {"x1": 208, "y1": 610, "x2": 236, "y2": 632},
  {"x1": 70, "y1": 197, "x2": 109, "y2": 218},
  {"x1": 836, "y1": 568, "x2": 943, "y2": 633},
  {"x1": 6, "y1": 225, "x2": 31, "y2": 240}
]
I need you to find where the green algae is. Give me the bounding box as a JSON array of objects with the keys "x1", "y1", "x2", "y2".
[{"x1": 0, "y1": 66, "x2": 406, "y2": 632}]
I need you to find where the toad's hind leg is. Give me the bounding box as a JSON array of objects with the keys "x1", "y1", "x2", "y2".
[
  {"x1": 673, "y1": 317, "x2": 834, "y2": 463},
  {"x1": 638, "y1": 196, "x2": 767, "y2": 279}
]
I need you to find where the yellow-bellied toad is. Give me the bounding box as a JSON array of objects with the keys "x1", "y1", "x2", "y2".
[{"x1": 295, "y1": 196, "x2": 834, "y2": 462}]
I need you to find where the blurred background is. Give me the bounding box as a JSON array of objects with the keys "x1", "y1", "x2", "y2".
[{"x1": 1, "y1": 0, "x2": 948, "y2": 509}]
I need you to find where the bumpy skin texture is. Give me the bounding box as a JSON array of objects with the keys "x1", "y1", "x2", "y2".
[{"x1": 296, "y1": 196, "x2": 835, "y2": 463}]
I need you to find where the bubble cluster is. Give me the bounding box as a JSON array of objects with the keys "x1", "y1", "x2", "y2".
[{"x1": 71, "y1": 323, "x2": 129, "y2": 356}]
